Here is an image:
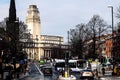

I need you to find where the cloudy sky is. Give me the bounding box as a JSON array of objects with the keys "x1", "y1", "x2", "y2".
[{"x1": 0, "y1": 0, "x2": 120, "y2": 42}]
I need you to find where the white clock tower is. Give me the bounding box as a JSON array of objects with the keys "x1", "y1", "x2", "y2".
[
  {"x1": 26, "y1": 5, "x2": 42, "y2": 60},
  {"x1": 26, "y1": 5, "x2": 41, "y2": 39}
]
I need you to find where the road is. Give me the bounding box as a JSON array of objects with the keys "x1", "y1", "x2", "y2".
[
  {"x1": 100, "y1": 76, "x2": 120, "y2": 80},
  {"x1": 19, "y1": 62, "x2": 44, "y2": 80},
  {"x1": 19, "y1": 62, "x2": 120, "y2": 80}
]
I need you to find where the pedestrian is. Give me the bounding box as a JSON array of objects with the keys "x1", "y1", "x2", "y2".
[
  {"x1": 15, "y1": 66, "x2": 21, "y2": 78},
  {"x1": 23, "y1": 62, "x2": 27, "y2": 74},
  {"x1": 61, "y1": 69, "x2": 64, "y2": 76},
  {"x1": 20, "y1": 59, "x2": 25, "y2": 73},
  {"x1": 95, "y1": 69, "x2": 98, "y2": 77},
  {"x1": 114, "y1": 66, "x2": 117, "y2": 76},
  {"x1": 102, "y1": 67, "x2": 105, "y2": 76},
  {"x1": 88, "y1": 62, "x2": 91, "y2": 69},
  {"x1": 26, "y1": 63, "x2": 31, "y2": 74}
]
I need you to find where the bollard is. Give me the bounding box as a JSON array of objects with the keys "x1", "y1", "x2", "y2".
[{"x1": 64, "y1": 71, "x2": 68, "y2": 78}]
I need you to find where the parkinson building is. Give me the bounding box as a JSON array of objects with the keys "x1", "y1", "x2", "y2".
[{"x1": 24, "y1": 5, "x2": 67, "y2": 60}]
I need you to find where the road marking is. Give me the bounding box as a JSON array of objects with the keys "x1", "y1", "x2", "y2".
[{"x1": 34, "y1": 63, "x2": 44, "y2": 75}]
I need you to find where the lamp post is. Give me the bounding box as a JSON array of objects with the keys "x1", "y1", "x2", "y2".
[
  {"x1": 108, "y1": 5, "x2": 114, "y2": 75},
  {"x1": 108, "y1": 6, "x2": 114, "y2": 60},
  {"x1": 108, "y1": 6, "x2": 114, "y2": 34}
]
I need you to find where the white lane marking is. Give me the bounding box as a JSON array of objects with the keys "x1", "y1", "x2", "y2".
[{"x1": 35, "y1": 63, "x2": 44, "y2": 75}]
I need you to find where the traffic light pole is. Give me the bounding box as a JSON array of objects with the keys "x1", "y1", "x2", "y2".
[{"x1": 64, "y1": 31, "x2": 70, "y2": 78}]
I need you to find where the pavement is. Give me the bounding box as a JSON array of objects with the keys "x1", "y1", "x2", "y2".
[
  {"x1": 11, "y1": 72, "x2": 29, "y2": 80},
  {"x1": 99, "y1": 76, "x2": 120, "y2": 80}
]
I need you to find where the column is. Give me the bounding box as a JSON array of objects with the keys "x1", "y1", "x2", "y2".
[
  {"x1": 44, "y1": 50, "x2": 46, "y2": 58},
  {"x1": 49, "y1": 50, "x2": 51, "y2": 58}
]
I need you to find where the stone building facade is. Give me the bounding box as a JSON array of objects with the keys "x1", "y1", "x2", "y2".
[{"x1": 24, "y1": 5, "x2": 66, "y2": 60}]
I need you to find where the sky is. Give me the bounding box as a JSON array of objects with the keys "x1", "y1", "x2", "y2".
[{"x1": 0, "y1": 0, "x2": 120, "y2": 42}]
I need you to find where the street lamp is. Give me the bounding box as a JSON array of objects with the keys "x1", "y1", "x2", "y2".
[
  {"x1": 108, "y1": 6, "x2": 114, "y2": 34},
  {"x1": 108, "y1": 6, "x2": 114, "y2": 60},
  {"x1": 108, "y1": 5, "x2": 114, "y2": 75}
]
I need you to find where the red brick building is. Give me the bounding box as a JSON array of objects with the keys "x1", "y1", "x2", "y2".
[
  {"x1": 112, "y1": 29, "x2": 120, "y2": 62},
  {"x1": 105, "y1": 34, "x2": 112, "y2": 58}
]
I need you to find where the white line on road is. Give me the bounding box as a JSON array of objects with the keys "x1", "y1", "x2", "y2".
[{"x1": 34, "y1": 63, "x2": 44, "y2": 75}]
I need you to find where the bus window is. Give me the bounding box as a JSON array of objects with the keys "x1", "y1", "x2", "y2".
[
  {"x1": 55, "y1": 62, "x2": 65, "y2": 71},
  {"x1": 68, "y1": 60, "x2": 81, "y2": 72},
  {"x1": 69, "y1": 63, "x2": 76, "y2": 68}
]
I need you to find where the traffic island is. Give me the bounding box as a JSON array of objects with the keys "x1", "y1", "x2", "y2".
[{"x1": 58, "y1": 75, "x2": 76, "y2": 80}]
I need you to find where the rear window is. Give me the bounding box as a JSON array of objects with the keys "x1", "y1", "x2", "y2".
[{"x1": 82, "y1": 70, "x2": 92, "y2": 72}]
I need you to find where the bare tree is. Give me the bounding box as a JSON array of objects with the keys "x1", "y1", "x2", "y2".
[
  {"x1": 87, "y1": 14, "x2": 108, "y2": 59},
  {"x1": 19, "y1": 21, "x2": 27, "y2": 39},
  {"x1": 0, "y1": 18, "x2": 7, "y2": 30},
  {"x1": 115, "y1": 6, "x2": 120, "y2": 31},
  {"x1": 116, "y1": 6, "x2": 120, "y2": 20},
  {"x1": 70, "y1": 23, "x2": 91, "y2": 59},
  {"x1": 0, "y1": 18, "x2": 27, "y2": 39}
]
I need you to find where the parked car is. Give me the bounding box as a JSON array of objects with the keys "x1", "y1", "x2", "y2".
[{"x1": 80, "y1": 69, "x2": 94, "y2": 80}]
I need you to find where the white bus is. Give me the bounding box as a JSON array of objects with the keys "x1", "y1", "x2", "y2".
[
  {"x1": 69, "y1": 59, "x2": 87, "y2": 72},
  {"x1": 54, "y1": 59, "x2": 87, "y2": 72},
  {"x1": 69, "y1": 60, "x2": 81, "y2": 72},
  {"x1": 54, "y1": 59, "x2": 65, "y2": 71}
]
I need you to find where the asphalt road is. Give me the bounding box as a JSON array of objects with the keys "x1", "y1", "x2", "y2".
[
  {"x1": 100, "y1": 76, "x2": 120, "y2": 80},
  {"x1": 19, "y1": 62, "x2": 120, "y2": 80},
  {"x1": 19, "y1": 62, "x2": 44, "y2": 80}
]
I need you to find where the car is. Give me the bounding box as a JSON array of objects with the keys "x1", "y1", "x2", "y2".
[
  {"x1": 42, "y1": 66, "x2": 53, "y2": 76},
  {"x1": 80, "y1": 69, "x2": 95, "y2": 80}
]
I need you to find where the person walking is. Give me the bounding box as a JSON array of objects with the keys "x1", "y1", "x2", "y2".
[
  {"x1": 114, "y1": 66, "x2": 117, "y2": 76},
  {"x1": 102, "y1": 67, "x2": 105, "y2": 76},
  {"x1": 26, "y1": 62, "x2": 31, "y2": 75},
  {"x1": 95, "y1": 69, "x2": 98, "y2": 77}
]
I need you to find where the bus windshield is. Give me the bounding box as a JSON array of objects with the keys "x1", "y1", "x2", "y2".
[
  {"x1": 55, "y1": 62, "x2": 65, "y2": 67},
  {"x1": 69, "y1": 62, "x2": 76, "y2": 68},
  {"x1": 77, "y1": 60, "x2": 86, "y2": 68}
]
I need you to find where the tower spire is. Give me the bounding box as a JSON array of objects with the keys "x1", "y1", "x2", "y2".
[{"x1": 9, "y1": 0, "x2": 16, "y2": 21}]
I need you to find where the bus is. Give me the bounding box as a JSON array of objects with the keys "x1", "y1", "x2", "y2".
[
  {"x1": 69, "y1": 59, "x2": 87, "y2": 72},
  {"x1": 54, "y1": 59, "x2": 65, "y2": 71},
  {"x1": 69, "y1": 60, "x2": 80, "y2": 72},
  {"x1": 54, "y1": 59, "x2": 87, "y2": 72},
  {"x1": 77, "y1": 59, "x2": 87, "y2": 69}
]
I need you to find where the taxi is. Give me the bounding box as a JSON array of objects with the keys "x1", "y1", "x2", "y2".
[{"x1": 80, "y1": 69, "x2": 94, "y2": 79}]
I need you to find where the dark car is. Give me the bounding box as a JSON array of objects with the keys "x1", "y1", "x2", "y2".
[
  {"x1": 80, "y1": 69, "x2": 94, "y2": 80},
  {"x1": 42, "y1": 66, "x2": 53, "y2": 76}
]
